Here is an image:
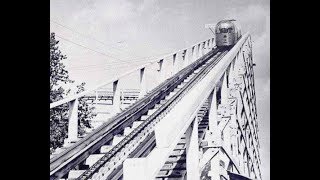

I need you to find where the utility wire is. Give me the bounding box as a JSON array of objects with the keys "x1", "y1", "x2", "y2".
[
  {"x1": 50, "y1": 19, "x2": 186, "y2": 70},
  {"x1": 51, "y1": 20, "x2": 123, "y2": 48},
  {"x1": 55, "y1": 34, "x2": 132, "y2": 64},
  {"x1": 50, "y1": 19, "x2": 144, "y2": 60},
  {"x1": 51, "y1": 20, "x2": 197, "y2": 72},
  {"x1": 55, "y1": 33, "x2": 175, "y2": 72},
  {"x1": 54, "y1": 34, "x2": 162, "y2": 72}
]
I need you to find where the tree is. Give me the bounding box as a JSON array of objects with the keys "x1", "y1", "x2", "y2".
[
  {"x1": 76, "y1": 82, "x2": 96, "y2": 136},
  {"x1": 50, "y1": 32, "x2": 96, "y2": 154}
]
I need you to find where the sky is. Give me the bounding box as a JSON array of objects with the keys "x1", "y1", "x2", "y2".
[{"x1": 50, "y1": 0, "x2": 270, "y2": 179}]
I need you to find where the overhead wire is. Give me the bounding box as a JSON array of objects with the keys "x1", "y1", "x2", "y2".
[
  {"x1": 50, "y1": 18, "x2": 191, "y2": 73},
  {"x1": 51, "y1": 19, "x2": 127, "y2": 55},
  {"x1": 54, "y1": 34, "x2": 135, "y2": 65},
  {"x1": 51, "y1": 22, "x2": 161, "y2": 70},
  {"x1": 50, "y1": 18, "x2": 184, "y2": 69},
  {"x1": 50, "y1": 19, "x2": 146, "y2": 61},
  {"x1": 54, "y1": 36, "x2": 175, "y2": 73}
]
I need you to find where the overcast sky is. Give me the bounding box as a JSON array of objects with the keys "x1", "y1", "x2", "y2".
[{"x1": 50, "y1": 0, "x2": 270, "y2": 179}]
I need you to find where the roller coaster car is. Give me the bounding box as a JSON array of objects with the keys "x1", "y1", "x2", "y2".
[{"x1": 215, "y1": 19, "x2": 242, "y2": 48}]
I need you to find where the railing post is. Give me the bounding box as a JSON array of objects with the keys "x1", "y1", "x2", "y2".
[
  {"x1": 185, "y1": 117, "x2": 200, "y2": 180},
  {"x1": 182, "y1": 49, "x2": 188, "y2": 68},
  {"x1": 211, "y1": 38, "x2": 215, "y2": 48},
  {"x1": 157, "y1": 59, "x2": 164, "y2": 83},
  {"x1": 204, "y1": 41, "x2": 208, "y2": 54},
  {"x1": 112, "y1": 80, "x2": 121, "y2": 114},
  {"x1": 197, "y1": 44, "x2": 201, "y2": 59},
  {"x1": 139, "y1": 67, "x2": 147, "y2": 98},
  {"x1": 202, "y1": 42, "x2": 206, "y2": 55},
  {"x1": 201, "y1": 42, "x2": 203, "y2": 56},
  {"x1": 172, "y1": 53, "x2": 177, "y2": 75},
  {"x1": 67, "y1": 98, "x2": 79, "y2": 143},
  {"x1": 192, "y1": 46, "x2": 196, "y2": 62}
]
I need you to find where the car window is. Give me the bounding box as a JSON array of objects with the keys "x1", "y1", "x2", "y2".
[{"x1": 220, "y1": 28, "x2": 228, "y2": 33}]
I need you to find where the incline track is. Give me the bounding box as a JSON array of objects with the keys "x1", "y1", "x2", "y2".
[{"x1": 50, "y1": 47, "x2": 226, "y2": 180}]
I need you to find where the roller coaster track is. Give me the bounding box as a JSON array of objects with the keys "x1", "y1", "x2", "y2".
[{"x1": 50, "y1": 47, "x2": 228, "y2": 180}]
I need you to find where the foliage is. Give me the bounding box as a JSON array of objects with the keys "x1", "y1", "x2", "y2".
[
  {"x1": 50, "y1": 33, "x2": 96, "y2": 154},
  {"x1": 77, "y1": 83, "x2": 95, "y2": 136}
]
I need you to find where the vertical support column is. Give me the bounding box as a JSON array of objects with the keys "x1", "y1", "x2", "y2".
[
  {"x1": 204, "y1": 41, "x2": 207, "y2": 54},
  {"x1": 202, "y1": 41, "x2": 207, "y2": 54},
  {"x1": 172, "y1": 53, "x2": 177, "y2": 75},
  {"x1": 223, "y1": 119, "x2": 231, "y2": 153},
  {"x1": 239, "y1": 138, "x2": 245, "y2": 174},
  {"x1": 202, "y1": 42, "x2": 205, "y2": 54},
  {"x1": 205, "y1": 40, "x2": 208, "y2": 53},
  {"x1": 212, "y1": 38, "x2": 215, "y2": 48},
  {"x1": 192, "y1": 46, "x2": 196, "y2": 62},
  {"x1": 112, "y1": 80, "x2": 121, "y2": 114},
  {"x1": 185, "y1": 117, "x2": 200, "y2": 180},
  {"x1": 67, "y1": 98, "x2": 79, "y2": 143},
  {"x1": 229, "y1": 109, "x2": 238, "y2": 158},
  {"x1": 209, "y1": 150, "x2": 222, "y2": 180},
  {"x1": 248, "y1": 35, "x2": 252, "y2": 49},
  {"x1": 229, "y1": 60, "x2": 236, "y2": 91},
  {"x1": 243, "y1": 150, "x2": 248, "y2": 176},
  {"x1": 139, "y1": 68, "x2": 147, "y2": 98},
  {"x1": 207, "y1": 89, "x2": 220, "y2": 147},
  {"x1": 158, "y1": 59, "x2": 164, "y2": 83},
  {"x1": 221, "y1": 72, "x2": 229, "y2": 104},
  {"x1": 183, "y1": 49, "x2": 189, "y2": 68},
  {"x1": 235, "y1": 132, "x2": 241, "y2": 168},
  {"x1": 201, "y1": 43, "x2": 204, "y2": 57},
  {"x1": 197, "y1": 44, "x2": 201, "y2": 59}
]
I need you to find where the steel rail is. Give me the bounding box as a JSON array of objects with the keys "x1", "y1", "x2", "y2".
[
  {"x1": 50, "y1": 48, "x2": 219, "y2": 180},
  {"x1": 77, "y1": 49, "x2": 228, "y2": 179}
]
